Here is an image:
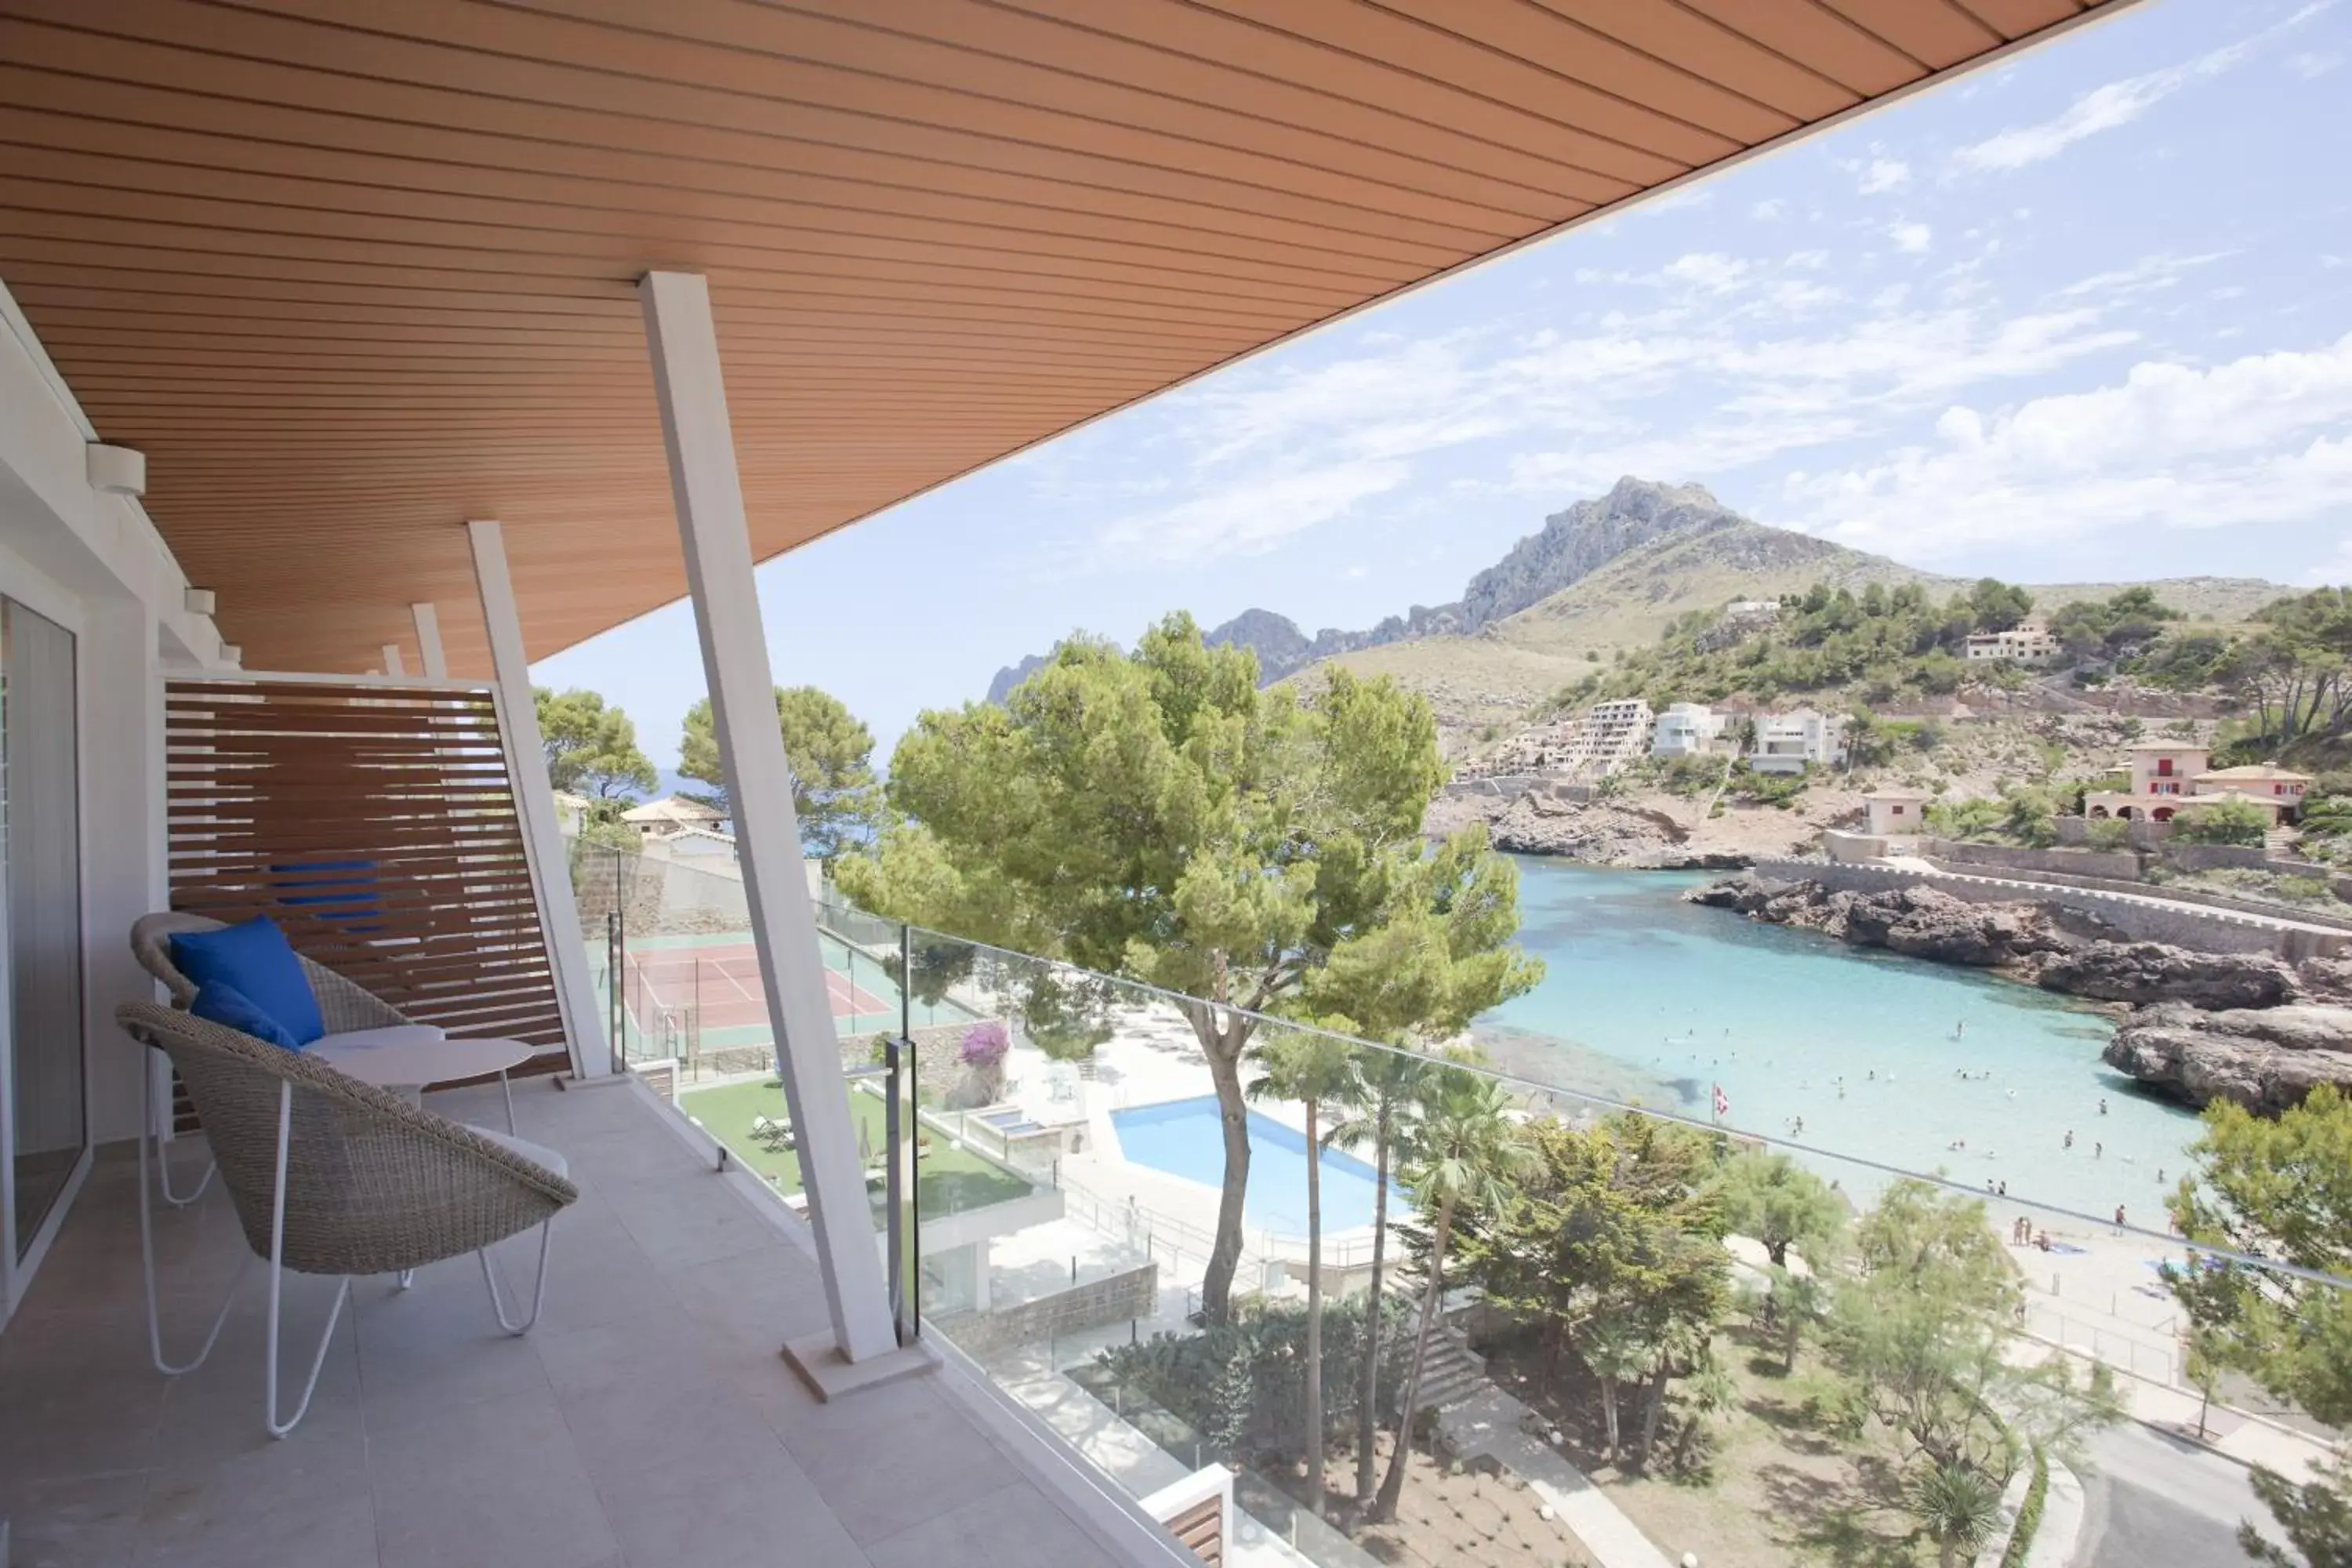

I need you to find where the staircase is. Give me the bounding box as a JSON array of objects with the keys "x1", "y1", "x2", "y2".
[
  {"x1": 2266, "y1": 826, "x2": 2299, "y2": 860},
  {"x1": 1414, "y1": 1327, "x2": 1492, "y2": 1414}
]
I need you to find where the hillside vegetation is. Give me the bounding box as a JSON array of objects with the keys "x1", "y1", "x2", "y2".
[{"x1": 1557, "y1": 579, "x2": 2165, "y2": 710}]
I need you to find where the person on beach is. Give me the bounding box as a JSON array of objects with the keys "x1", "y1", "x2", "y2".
[
  {"x1": 2094, "y1": 1142, "x2": 2103, "y2": 1160},
  {"x1": 2114, "y1": 1205, "x2": 2127, "y2": 1233},
  {"x1": 2063, "y1": 1130, "x2": 2074, "y2": 1150},
  {"x1": 2099, "y1": 1098, "x2": 2108, "y2": 1116}
]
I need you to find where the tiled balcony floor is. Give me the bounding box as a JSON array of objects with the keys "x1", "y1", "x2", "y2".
[{"x1": 0, "y1": 1074, "x2": 1167, "y2": 1568}]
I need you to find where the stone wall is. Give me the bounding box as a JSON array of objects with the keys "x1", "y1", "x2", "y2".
[
  {"x1": 1824, "y1": 829, "x2": 1888, "y2": 864},
  {"x1": 2161, "y1": 842, "x2": 2267, "y2": 873},
  {"x1": 1926, "y1": 839, "x2": 2142, "y2": 882},
  {"x1": 1754, "y1": 860, "x2": 2347, "y2": 960},
  {"x1": 1441, "y1": 774, "x2": 1544, "y2": 799},
  {"x1": 930, "y1": 1261, "x2": 1159, "y2": 1356},
  {"x1": 833, "y1": 1017, "x2": 1015, "y2": 1109},
  {"x1": 2056, "y1": 816, "x2": 2172, "y2": 849}
]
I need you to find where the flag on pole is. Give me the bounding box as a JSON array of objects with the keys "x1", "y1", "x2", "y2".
[{"x1": 1711, "y1": 1083, "x2": 1730, "y2": 1121}]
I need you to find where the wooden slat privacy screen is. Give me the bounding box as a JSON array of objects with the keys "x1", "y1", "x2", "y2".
[
  {"x1": 165, "y1": 677, "x2": 568, "y2": 1061},
  {"x1": 1167, "y1": 1495, "x2": 1222, "y2": 1565}
]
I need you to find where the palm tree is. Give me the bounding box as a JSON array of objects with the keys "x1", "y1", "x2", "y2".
[
  {"x1": 1581, "y1": 1316, "x2": 1650, "y2": 1462},
  {"x1": 1323, "y1": 1046, "x2": 1432, "y2": 1501},
  {"x1": 1248, "y1": 1030, "x2": 1358, "y2": 1519},
  {"x1": 1372, "y1": 1069, "x2": 1534, "y2": 1523},
  {"x1": 1908, "y1": 1460, "x2": 2006, "y2": 1568}
]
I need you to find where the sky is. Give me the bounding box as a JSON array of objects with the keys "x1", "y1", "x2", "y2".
[{"x1": 536, "y1": 0, "x2": 2352, "y2": 776}]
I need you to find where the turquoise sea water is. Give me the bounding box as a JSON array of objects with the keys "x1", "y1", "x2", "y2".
[{"x1": 1479, "y1": 860, "x2": 2202, "y2": 1221}]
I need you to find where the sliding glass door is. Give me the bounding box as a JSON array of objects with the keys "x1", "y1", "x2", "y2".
[{"x1": 2, "y1": 597, "x2": 85, "y2": 1262}]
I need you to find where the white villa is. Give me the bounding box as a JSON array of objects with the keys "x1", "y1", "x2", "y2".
[
  {"x1": 619, "y1": 792, "x2": 727, "y2": 840},
  {"x1": 2082, "y1": 742, "x2": 2313, "y2": 824},
  {"x1": 1651, "y1": 702, "x2": 1727, "y2": 758},
  {"x1": 1965, "y1": 619, "x2": 2061, "y2": 665},
  {"x1": 1751, "y1": 706, "x2": 1846, "y2": 774}
]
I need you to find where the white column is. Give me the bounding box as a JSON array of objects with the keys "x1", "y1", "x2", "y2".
[
  {"x1": 466, "y1": 521, "x2": 612, "y2": 1081},
  {"x1": 639, "y1": 270, "x2": 898, "y2": 1370},
  {"x1": 410, "y1": 601, "x2": 448, "y2": 679},
  {"x1": 379, "y1": 642, "x2": 406, "y2": 677}
]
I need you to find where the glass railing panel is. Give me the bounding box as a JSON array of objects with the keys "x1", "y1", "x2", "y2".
[{"x1": 861, "y1": 916, "x2": 2347, "y2": 1568}]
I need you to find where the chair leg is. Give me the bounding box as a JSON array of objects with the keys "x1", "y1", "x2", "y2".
[
  {"x1": 500, "y1": 1068, "x2": 516, "y2": 1134},
  {"x1": 156, "y1": 1141, "x2": 216, "y2": 1209},
  {"x1": 140, "y1": 1055, "x2": 240, "y2": 1376},
  {"x1": 147, "y1": 1046, "x2": 216, "y2": 1208},
  {"x1": 478, "y1": 1220, "x2": 554, "y2": 1336},
  {"x1": 265, "y1": 1080, "x2": 350, "y2": 1439},
  {"x1": 395, "y1": 1269, "x2": 416, "y2": 1291}
]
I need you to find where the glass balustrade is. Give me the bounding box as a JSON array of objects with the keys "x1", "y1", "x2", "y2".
[{"x1": 565, "y1": 839, "x2": 2349, "y2": 1568}]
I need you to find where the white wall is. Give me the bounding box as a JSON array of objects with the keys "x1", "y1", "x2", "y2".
[{"x1": 0, "y1": 282, "x2": 227, "y2": 1145}]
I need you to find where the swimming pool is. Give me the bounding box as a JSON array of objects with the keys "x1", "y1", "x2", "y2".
[{"x1": 1112, "y1": 1097, "x2": 1399, "y2": 1236}]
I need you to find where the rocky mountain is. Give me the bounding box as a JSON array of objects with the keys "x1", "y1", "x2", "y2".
[
  {"x1": 989, "y1": 477, "x2": 1750, "y2": 695},
  {"x1": 1457, "y1": 478, "x2": 1740, "y2": 627},
  {"x1": 983, "y1": 476, "x2": 2296, "y2": 714},
  {"x1": 983, "y1": 651, "x2": 1052, "y2": 706}
]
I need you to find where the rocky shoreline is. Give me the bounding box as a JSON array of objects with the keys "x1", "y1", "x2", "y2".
[
  {"x1": 1687, "y1": 872, "x2": 2352, "y2": 1114},
  {"x1": 1427, "y1": 781, "x2": 1849, "y2": 869}
]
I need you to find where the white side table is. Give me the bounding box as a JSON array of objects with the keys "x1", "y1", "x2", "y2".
[{"x1": 311, "y1": 1034, "x2": 535, "y2": 1132}]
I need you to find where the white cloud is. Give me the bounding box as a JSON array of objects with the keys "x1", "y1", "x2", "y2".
[
  {"x1": 1751, "y1": 198, "x2": 1788, "y2": 220},
  {"x1": 1890, "y1": 222, "x2": 1933, "y2": 254},
  {"x1": 1662, "y1": 252, "x2": 1749, "y2": 291},
  {"x1": 2057, "y1": 251, "x2": 2230, "y2": 298},
  {"x1": 2289, "y1": 49, "x2": 2343, "y2": 76},
  {"x1": 1954, "y1": 5, "x2": 2328, "y2": 172},
  {"x1": 1097, "y1": 460, "x2": 1410, "y2": 565},
  {"x1": 1787, "y1": 333, "x2": 2352, "y2": 557},
  {"x1": 1858, "y1": 158, "x2": 1911, "y2": 194}
]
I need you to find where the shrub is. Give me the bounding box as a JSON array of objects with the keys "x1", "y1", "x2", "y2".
[
  {"x1": 2084, "y1": 817, "x2": 2132, "y2": 851},
  {"x1": 1998, "y1": 1448, "x2": 2051, "y2": 1568},
  {"x1": 2172, "y1": 797, "x2": 2272, "y2": 847},
  {"x1": 1926, "y1": 796, "x2": 2004, "y2": 841},
  {"x1": 958, "y1": 1019, "x2": 1010, "y2": 1068},
  {"x1": 1726, "y1": 764, "x2": 1808, "y2": 808},
  {"x1": 2277, "y1": 875, "x2": 2333, "y2": 903}
]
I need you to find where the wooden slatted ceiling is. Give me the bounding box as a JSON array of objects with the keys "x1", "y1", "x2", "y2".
[
  {"x1": 0, "y1": 0, "x2": 2126, "y2": 675},
  {"x1": 165, "y1": 678, "x2": 570, "y2": 1061}
]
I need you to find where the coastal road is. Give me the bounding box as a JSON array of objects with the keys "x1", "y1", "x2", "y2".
[{"x1": 2080, "y1": 1423, "x2": 2281, "y2": 1568}]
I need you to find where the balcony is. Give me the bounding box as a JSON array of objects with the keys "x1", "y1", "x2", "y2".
[{"x1": 0, "y1": 1069, "x2": 1171, "y2": 1568}]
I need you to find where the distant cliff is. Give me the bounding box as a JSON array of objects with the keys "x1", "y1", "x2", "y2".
[
  {"x1": 989, "y1": 476, "x2": 1742, "y2": 695},
  {"x1": 982, "y1": 475, "x2": 2294, "y2": 708}
]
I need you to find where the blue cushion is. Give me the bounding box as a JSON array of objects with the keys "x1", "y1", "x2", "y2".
[
  {"x1": 169, "y1": 916, "x2": 325, "y2": 1045},
  {"x1": 191, "y1": 982, "x2": 303, "y2": 1051}
]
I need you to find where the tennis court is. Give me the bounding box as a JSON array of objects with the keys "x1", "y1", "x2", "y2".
[{"x1": 590, "y1": 928, "x2": 975, "y2": 1058}]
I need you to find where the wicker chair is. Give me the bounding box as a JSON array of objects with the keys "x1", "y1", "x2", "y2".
[
  {"x1": 116, "y1": 1000, "x2": 577, "y2": 1437},
  {"x1": 131, "y1": 910, "x2": 518, "y2": 1131}
]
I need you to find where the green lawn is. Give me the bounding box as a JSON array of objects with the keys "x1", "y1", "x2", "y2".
[{"x1": 677, "y1": 1079, "x2": 1034, "y2": 1217}]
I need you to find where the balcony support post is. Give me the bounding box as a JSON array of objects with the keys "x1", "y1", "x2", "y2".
[
  {"x1": 467, "y1": 519, "x2": 614, "y2": 1083},
  {"x1": 410, "y1": 601, "x2": 448, "y2": 679},
  {"x1": 637, "y1": 270, "x2": 905, "y2": 1378}
]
